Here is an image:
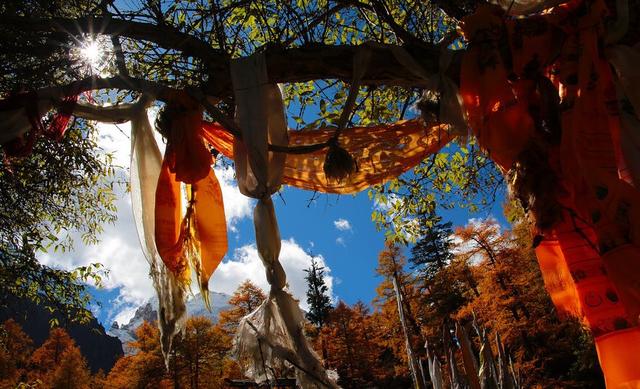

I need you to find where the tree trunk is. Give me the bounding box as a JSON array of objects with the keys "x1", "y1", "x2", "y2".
[{"x1": 392, "y1": 275, "x2": 427, "y2": 389}]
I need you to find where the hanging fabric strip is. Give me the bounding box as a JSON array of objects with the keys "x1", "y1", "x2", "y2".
[
  {"x1": 284, "y1": 121, "x2": 451, "y2": 194},
  {"x1": 154, "y1": 93, "x2": 228, "y2": 309},
  {"x1": 594, "y1": 327, "x2": 640, "y2": 388},
  {"x1": 1, "y1": 90, "x2": 78, "y2": 156},
  {"x1": 203, "y1": 120, "x2": 452, "y2": 194},
  {"x1": 0, "y1": 92, "x2": 51, "y2": 145},
  {"x1": 45, "y1": 94, "x2": 79, "y2": 141},
  {"x1": 230, "y1": 51, "x2": 337, "y2": 388},
  {"x1": 459, "y1": 4, "x2": 537, "y2": 170},
  {"x1": 231, "y1": 53, "x2": 288, "y2": 198},
  {"x1": 129, "y1": 102, "x2": 187, "y2": 365}
]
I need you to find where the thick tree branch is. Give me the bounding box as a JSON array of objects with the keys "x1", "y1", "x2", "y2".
[
  {"x1": 0, "y1": 15, "x2": 227, "y2": 63},
  {"x1": 1, "y1": 14, "x2": 458, "y2": 97}
]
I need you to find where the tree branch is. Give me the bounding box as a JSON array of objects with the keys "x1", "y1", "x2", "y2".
[
  {"x1": 0, "y1": 15, "x2": 227, "y2": 63},
  {"x1": 430, "y1": 0, "x2": 481, "y2": 20}
]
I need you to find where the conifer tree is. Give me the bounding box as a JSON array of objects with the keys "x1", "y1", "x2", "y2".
[
  {"x1": 304, "y1": 256, "x2": 332, "y2": 329},
  {"x1": 410, "y1": 212, "x2": 454, "y2": 280},
  {"x1": 410, "y1": 212, "x2": 467, "y2": 320}
]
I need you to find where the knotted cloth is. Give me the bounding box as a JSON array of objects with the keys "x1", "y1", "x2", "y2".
[{"x1": 230, "y1": 52, "x2": 338, "y2": 388}]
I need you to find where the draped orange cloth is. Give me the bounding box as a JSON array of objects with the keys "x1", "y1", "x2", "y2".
[
  {"x1": 459, "y1": 4, "x2": 536, "y2": 170},
  {"x1": 154, "y1": 95, "x2": 227, "y2": 301},
  {"x1": 204, "y1": 120, "x2": 452, "y2": 194},
  {"x1": 461, "y1": 1, "x2": 640, "y2": 386}
]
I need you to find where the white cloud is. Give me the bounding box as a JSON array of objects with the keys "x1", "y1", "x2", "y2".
[
  {"x1": 210, "y1": 238, "x2": 334, "y2": 310},
  {"x1": 333, "y1": 218, "x2": 352, "y2": 231},
  {"x1": 41, "y1": 186, "x2": 156, "y2": 325},
  {"x1": 215, "y1": 164, "x2": 253, "y2": 232},
  {"x1": 335, "y1": 237, "x2": 346, "y2": 247}
]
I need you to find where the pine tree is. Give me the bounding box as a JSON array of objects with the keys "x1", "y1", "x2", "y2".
[
  {"x1": 304, "y1": 256, "x2": 332, "y2": 329},
  {"x1": 410, "y1": 212, "x2": 454, "y2": 281},
  {"x1": 409, "y1": 212, "x2": 468, "y2": 321}
]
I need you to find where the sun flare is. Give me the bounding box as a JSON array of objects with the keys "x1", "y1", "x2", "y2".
[{"x1": 80, "y1": 40, "x2": 101, "y2": 67}]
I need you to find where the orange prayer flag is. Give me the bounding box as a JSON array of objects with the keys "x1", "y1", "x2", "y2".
[
  {"x1": 202, "y1": 122, "x2": 234, "y2": 159},
  {"x1": 595, "y1": 327, "x2": 640, "y2": 389},
  {"x1": 283, "y1": 121, "x2": 451, "y2": 194},
  {"x1": 192, "y1": 166, "x2": 228, "y2": 305},
  {"x1": 202, "y1": 119, "x2": 452, "y2": 195},
  {"x1": 154, "y1": 159, "x2": 188, "y2": 281},
  {"x1": 459, "y1": 4, "x2": 536, "y2": 170},
  {"x1": 535, "y1": 238, "x2": 581, "y2": 318}
]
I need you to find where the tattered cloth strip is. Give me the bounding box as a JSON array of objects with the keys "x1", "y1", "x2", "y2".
[
  {"x1": 460, "y1": 1, "x2": 640, "y2": 386},
  {"x1": 154, "y1": 93, "x2": 228, "y2": 309},
  {"x1": 230, "y1": 52, "x2": 337, "y2": 388},
  {"x1": 425, "y1": 343, "x2": 444, "y2": 389},
  {"x1": 128, "y1": 99, "x2": 188, "y2": 366},
  {"x1": 0, "y1": 91, "x2": 77, "y2": 157},
  {"x1": 204, "y1": 120, "x2": 451, "y2": 195}
]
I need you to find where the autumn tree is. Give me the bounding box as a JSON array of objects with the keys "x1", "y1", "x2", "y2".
[
  {"x1": 322, "y1": 301, "x2": 383, "y2": 388},
  {"x1": 51, "y1": 345, "x2": 92, "y2": 389},
  {"x1": 218, "y1": 280, "x2": 266, "y2": 336},
  {"x1": 451, "y1": 212, "x2": 603, "y2": 388},
  {"x1": 454, "y1": 218, "x2": 531, "y2": 321},
  {"x1": 106, "y1": 321, "x2": 169, "y2": 389},
  {"x1": 28, "y1": 327, "x2": 91, "y2": 388},
  {"x1": 374, "y1": 240, "x2": 428, "y2": 388},
  {"x1": 0, "y1": 319, "x2": 33, "y2": 387},
  {"x1": 173, "y1": 316, "x2": 232, "y2": 389}
]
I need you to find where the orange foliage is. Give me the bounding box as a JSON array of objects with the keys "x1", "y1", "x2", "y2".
[
  {"x1": 28, "y1": 327, "x2": 91, "y2": 389},
  {"x1": 218, "y1": 280, "x2": 266, "y2": 336},
  {"x1": 0, "y1": 319, "x2": 33, "y2": 387}
]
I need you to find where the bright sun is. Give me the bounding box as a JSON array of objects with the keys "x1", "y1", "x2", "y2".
[{"x1": 80, "y1": 40, "x2": 101, "y2": 66}]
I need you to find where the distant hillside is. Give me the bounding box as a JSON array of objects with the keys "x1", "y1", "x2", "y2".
[
  {"x1": 0, "y1": 295, "x2": 123, "y2": 373},
  {"x1": 108, "y1": 291, "x2": 232, "y2": 354}
]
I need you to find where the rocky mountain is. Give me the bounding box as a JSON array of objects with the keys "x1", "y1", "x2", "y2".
[
  {"x1": 108, "y1": 291, "x2": 232, "y2": 354},
  {"x1": 0, "y1": 295, "x2": 123, "y2": 373}
]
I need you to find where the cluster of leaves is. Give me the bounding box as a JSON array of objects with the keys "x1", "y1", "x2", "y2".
[
  {"x1": 370, "y1": 139, "x2": 504, "y2": 244},
  {"x1": 0, "y1": 121, "x2": 117, "y2": 322}
]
